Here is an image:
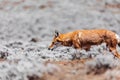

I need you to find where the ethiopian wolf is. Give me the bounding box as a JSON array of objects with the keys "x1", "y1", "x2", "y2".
[{"x1": 48, "y1": 29, "x2": 120, "y2": 58}]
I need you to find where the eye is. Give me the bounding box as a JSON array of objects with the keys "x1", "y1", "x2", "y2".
[
  {"x1": 57, "y1": 40, "x2": 62, "y2": 42},
  {"x1": 52, "y1": 42, "x2": 54, "y2": 44},
  {"x1": 56, "y1": 40, "x2": 60, "y2": 42}
]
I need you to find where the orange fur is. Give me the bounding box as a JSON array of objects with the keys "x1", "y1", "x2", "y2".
[{"x1": 48, "y1": 29, "x2": 120, "y2": 58}]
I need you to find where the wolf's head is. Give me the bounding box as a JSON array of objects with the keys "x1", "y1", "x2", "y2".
[{"x1": 48, "y1": 31, "x2": 72, "y2": 50}]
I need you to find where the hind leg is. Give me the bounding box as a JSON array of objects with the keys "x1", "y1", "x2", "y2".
[
  {"x1": 109, "y1": 47, "x2": 120, "y2": 58},
  {"x1": 108, "y1": 39, "x2": 120, "y2": 58}
]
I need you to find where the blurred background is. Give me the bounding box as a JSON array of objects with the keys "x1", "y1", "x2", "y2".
[
  {"x1": 0, "y1": 0, "x2": 120, "y2": 80},
  {"x1": 0, "y1": 0, "x2": 119, "y2": 42}
]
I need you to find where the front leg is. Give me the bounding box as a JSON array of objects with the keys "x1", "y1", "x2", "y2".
[
  {"x1": 73, "y1": 39, "x2": 81, "y2": 49},
  {"x1": 72, "y1": 40, "x2": 82, "y2": 59}
]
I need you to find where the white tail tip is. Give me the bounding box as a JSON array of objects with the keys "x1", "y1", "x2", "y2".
[{"x1": 116, "y1": 34, "x2": 120, "y2": 43}]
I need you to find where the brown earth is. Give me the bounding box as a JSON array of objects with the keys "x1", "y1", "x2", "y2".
[{"x1": 40, "y1": 59, "x2": 106, "y2": 80}]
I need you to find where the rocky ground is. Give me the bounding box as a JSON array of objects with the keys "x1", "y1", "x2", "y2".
[{"x1": 0, "y1": 0, "x2": 120, "y2": 80}]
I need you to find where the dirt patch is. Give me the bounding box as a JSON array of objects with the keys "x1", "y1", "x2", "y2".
[
  {"x1": 42, "y1": 59, "x2": 106, "y2": 80},
  {"x1": 105, "y1": 3, "x2": 120, "y2": 8}
]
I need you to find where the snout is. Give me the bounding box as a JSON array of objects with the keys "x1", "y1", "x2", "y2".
[
  {"x1": 48, "y1": 47, "x2": 54, "y2": 51},
  {"x1": 48, "y1": 42, "x2": 61, "y2": 50},
  {"x1": 48, "y1": 45, "x2": 55, "y2": 51}
]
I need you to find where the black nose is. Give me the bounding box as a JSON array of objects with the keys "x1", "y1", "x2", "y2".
[
  {"x1": 48, "y1": 48, "x2": 53, "y2": 51},
  {"x1": 48, "y1": 48, "x2": 50, "y2": 50}
]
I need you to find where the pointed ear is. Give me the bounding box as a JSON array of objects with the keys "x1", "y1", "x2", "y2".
[{"x1": 55, "y1": 30, "x2": 60, "y2": 37}]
